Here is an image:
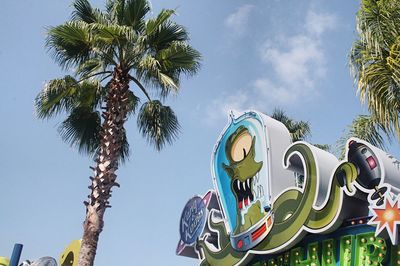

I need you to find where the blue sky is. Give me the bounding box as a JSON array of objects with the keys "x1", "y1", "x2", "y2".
[{"x1": 1, "y1": 0, "x2": 399, "y2": 265}]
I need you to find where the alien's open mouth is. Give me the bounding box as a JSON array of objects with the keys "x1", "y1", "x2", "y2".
[{"x1": 233, "y1": 178, "x2": 254, "y2": 209}]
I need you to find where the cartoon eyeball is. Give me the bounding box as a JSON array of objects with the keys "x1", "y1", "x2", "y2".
[
  {"x1": 230, "y1": 130, "x2": 252, "y2": 162},
  {"x1": 59, "y1": 240, "x2": 81, "y2": 266}
]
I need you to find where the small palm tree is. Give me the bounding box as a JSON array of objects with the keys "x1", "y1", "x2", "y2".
[
  {"x1": 350, "y1": 0, "x2": 400, "y2": 138},
  {"x1": 271, "y1": 108, "x2": 311, "y2": 142},
  {"x1": 35, "y1": 0, "x2": 200, "y2": 265},
  {"x1": 336, "y1": 115, "x2": 390, "y2": 159}
]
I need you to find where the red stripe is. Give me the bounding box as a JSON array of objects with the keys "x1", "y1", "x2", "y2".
[{"x1": 251, "y1": 223, "x2": 266, "y2": 241}]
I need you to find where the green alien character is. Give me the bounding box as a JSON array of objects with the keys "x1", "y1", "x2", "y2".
[
  {"x1": 222, "y1": 126, "x2": 265, "y2": 236},
  {"x1": 197, "y1": 125, "x2": 358, "y2": 266}
]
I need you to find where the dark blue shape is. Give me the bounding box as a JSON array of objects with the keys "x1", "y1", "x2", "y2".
[{"x1": 9, "y1": 244, "x2": 23, "y2": 266}]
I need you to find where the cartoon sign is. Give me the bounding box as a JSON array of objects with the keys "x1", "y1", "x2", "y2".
[
  {"x1": 176, "y1": 191, "x2": 220, "y2": 259},
  {"x1": 177, "y1": 110, "x2": 400, "y2": 266},
  {"x1": 211, "y1": 112, "x2": 293, "y2": 252},
  {"x1": 60, "y1": 239, "x2": 81, "y2": 266}
]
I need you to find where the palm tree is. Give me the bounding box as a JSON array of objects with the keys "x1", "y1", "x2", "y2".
[
  {"x1": 35, "y1": 1, "x2": 200, "y2": 265},
  {"x1": 350, "y1": 0, "x2": 400, "y2": 138},
  {"x1": 270, "y1": 108, "x2": 311, "y2": 142},
  {"x1": 336, "y1": 114, "x2": 390, "y2": 159}
]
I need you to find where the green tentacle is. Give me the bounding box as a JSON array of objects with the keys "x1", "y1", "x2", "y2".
[
  {"x1": 209, "y1": 216, "x2": 230, "y2": 249},
  {"x1": 305, "y1": 162, "x2": 357, "y2": 231},
  {"x1": 197, "y1": 236, "x2": 251, "y2": 266},
  {"x1": 256, "y1": 143, "x2": 318, "y2": 251}
]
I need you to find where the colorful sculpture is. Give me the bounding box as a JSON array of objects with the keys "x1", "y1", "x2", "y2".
[{"x1": 177, "y1": 111, "x2": 400, "y2": 266}]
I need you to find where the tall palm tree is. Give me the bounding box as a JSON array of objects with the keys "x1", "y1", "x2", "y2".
[
  {"x1": 350, "y1": 0, "x2": 400, "y2": 138},
  {"x1": 35, "y1": 1, "x2": 200, "y2": 265}
]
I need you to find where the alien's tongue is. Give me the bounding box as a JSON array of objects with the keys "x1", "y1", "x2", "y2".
[
  {"x1": 234, "y1": 178, "x2": 254, "y2": 209},
  {"x1": 238, "y1": 198, "x2": 249, "y2": 209}
]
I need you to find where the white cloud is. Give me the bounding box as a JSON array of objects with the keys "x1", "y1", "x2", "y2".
[
  {"x1": 253, "y1": 78, "x2": 297, "y2": 104},
  {"x1": 254, "y1": 9, "x2": 337, "y2": 105},
  {"x1": 206, "y1": 90, "x2": 250, "y2": 122},
  {"x1": 206, "y1": 7, "x2": 337, "y2": 122},
  {"x1": 305, "y1": 10, "x2": 337, "y2": 36},
  {"x1": 262, "y1": 35, "x2": 324, "y2": 87},
  {"x1": 224, "y1": 4, "x2": 254, "y2": 35}
]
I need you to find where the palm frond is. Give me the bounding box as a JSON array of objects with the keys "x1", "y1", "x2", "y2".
[
  {"x1": 312, "y1": 144, "x2": 331, "y2": 152},
  {"x1": 336, "y1": 115, "x2": 390, "y2": 159},
  {"x1": 126, "y1": 90, "x2": 140, "y2": 115},
  {"x1": 350, "y1": 0, "x2": 400, "y2": 138},
  {"x1": 271, "y1": 108, "x2": 310, "y2": 141},
  {"x1": 72, "y1": 0, "x2": 108, "y2": 24},
  {"x1": 145, "y1": 9, "x2": 175, "y2": 36},
  {"x1": 156, "y1": 41, "x2": 201, "y2": 76},
  {"x1": 270, "y1": 108, "x2": 288, "y2": 125},
  {"x1": 137, "y1": 100, "x2": 180, "y2": 150},
  {"x1": 290, "y1": 121, "x2": 311, "y2": 142},
  {"x1": 124, "y1": 0, "x2": 150, "y2": 31},
  {"x1": 46, "y1": 21, "x2": 94, "y2": 69},
  {"x1": 135, "y1": 55, "x2": 178, "y2": 94},
  {"x1": 146, "y1": 21, "x2": 189, "y2": 52},
  {"x1": 135, "y1": 42, "x2": 201, "y2": 98},
  {"x1": 92, "y1": 23, "x2": 137, "y2": 46},
  {"x1": 35, "y1": 76, "x2": 104, "y2": 119},
  {"x1": 74, "y1": 80, "x2": 104, "y2": 109},
  {"x1": 357, "y1": 0, "x2": 400, "y2": 55},
  {"x1": 75, "y1": 58, "x2": 108, "y2": 78},
  {"x1": 58, "y1": 106, "x2": 101, "y2": 155},
  {"x1": 107, "y1": 0, "x2": 126, "y2": 24},
  {"x1": 35, "y1": 76, "x2": 79, "y2": 119}
]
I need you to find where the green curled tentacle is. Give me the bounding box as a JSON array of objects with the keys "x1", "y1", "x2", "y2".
[
  {"x1": 255, "y1": 142, "x2": 318, "y2": 251},
  {"x1": 305, "y1": 162, "x2": 357, "y2": 231},
  {"x1": 197, "y1": 236, "x2": 251, "y2": 266},
  {"x1": 335, "y1": 162, "x2": 358, "y2": 194},
  {"x1": 209, "y1": 215, "x2": 230, "y2": 248},
  {"x1": 197, "y1": 210, "x2": 253, "y2": 266}
]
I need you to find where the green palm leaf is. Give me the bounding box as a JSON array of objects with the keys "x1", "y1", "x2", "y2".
[
  {"x1": 271, "y1": 108, "x2": 311, "y2": 142},
  {"x1": 72, "y1": 0, "x2": 107, "y2": 24},
  {"x1": 137, "y1": 100, "x2": 180, "y2": 150},
  {"x1": 46, "y1": 21, "x2": 93, "y2": 69},
  {"x1": 336, "y1": 115, "x2": 390, "y2": 159},
  {"x1": 350, "y1": 0, "x2": 400, "y2": 139},
  {"x1": 58, "y1": 106, "x2": 101, "y2": 155},
  {"x1": 35, "y1": 76, "x2": 79, "y2": 118}
]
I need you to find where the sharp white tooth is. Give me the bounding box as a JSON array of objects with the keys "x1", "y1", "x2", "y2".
[
  {"x1": 242, "y1": 181, "x2": 245, "y2": 191},
  {"x1": 242, "y1": 199, "x2": 245, "y2": 208},
  {"x1": 248, "y1": 196, "x2": 251, "y2": 204},
  {"x1": 237, "y1": 180, "x2": 240, "y2": 190},
  {"x1": 247, "y1": 179, "x2": 250, "y2": 189}
]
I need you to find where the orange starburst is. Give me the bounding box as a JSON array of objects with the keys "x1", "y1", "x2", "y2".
[{"x1": 368, "y1": 195, "x2": 400, "y2": 244}]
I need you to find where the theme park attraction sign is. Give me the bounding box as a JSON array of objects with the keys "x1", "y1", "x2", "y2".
[{"x1": 176, "y1": 110, "x2": 400, "y2": 266}]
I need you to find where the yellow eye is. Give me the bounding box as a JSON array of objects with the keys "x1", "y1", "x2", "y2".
[{"x1": 231, "y1": 131, "x2": 252, "y2": 162}]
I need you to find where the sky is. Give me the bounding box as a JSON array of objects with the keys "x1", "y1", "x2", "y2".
[{"x1": 1, "y1": 0, "x2": 399, "y2": 265}]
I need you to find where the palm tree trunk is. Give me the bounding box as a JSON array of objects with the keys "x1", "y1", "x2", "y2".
[{"x1": 78, "y1": 66, "x2": 130, "y2": 266}]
